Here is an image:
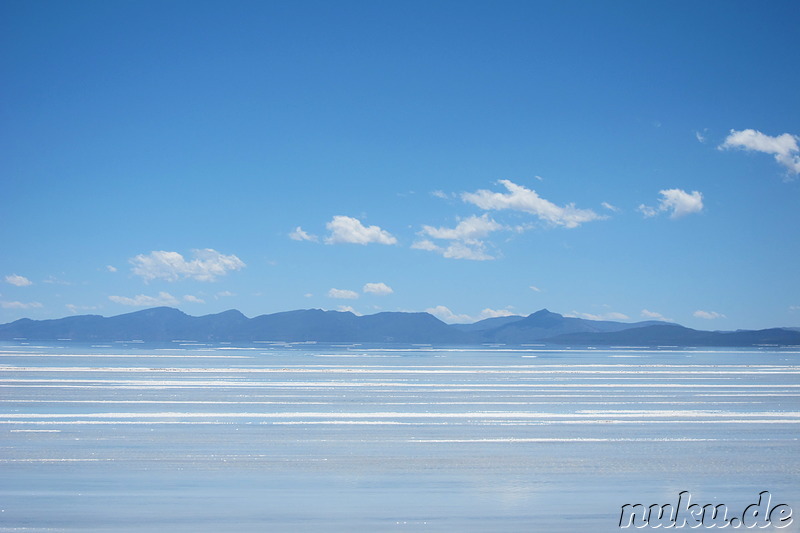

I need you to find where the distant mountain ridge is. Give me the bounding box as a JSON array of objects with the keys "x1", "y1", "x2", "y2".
[{"x1": 1, "y1": 307, "x2": 798, "y2": 347}]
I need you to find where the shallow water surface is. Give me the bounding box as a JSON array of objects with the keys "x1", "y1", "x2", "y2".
[{"x1": 1, "y1": 342, "x2": 798, "y2": 531}]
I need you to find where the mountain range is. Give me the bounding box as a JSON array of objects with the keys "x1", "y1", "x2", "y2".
[{"x1": 1, "y1": 307, "x2": 799, "y2": 347}]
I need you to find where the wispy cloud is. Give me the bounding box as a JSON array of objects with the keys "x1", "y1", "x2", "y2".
[
  {"x1": 693, "y1": 310, "x2": 726, "y2": 320},
  {"x1": 363, "y1": 282, "x2": 393, "y2": 295},
  {"x1": 641, "y1": 309, "x2": 674, "y2": 322},
  {"x1": 639, "y1": 189, "x2": 704, "y2": 219},
  {"x1": 425, "y1": 305, "x2": 473, "y2": 324},
  {"x1": 425, "y1": 305, "x2": 515, "y2": 324},
  {"x1": 695, "y1": 129, "x2": 708, "y2": 144},
  {"x1": 109, "y1": 292, "x2": 179, "y2": 307},
  {"x1": 289, "y1": 226, "x2": 318, "y2": 242},
  {"x1": 529, "y1": 285, "x2": 543, "y2": 293},
  {"x1": 66, "y1": 304, "x2": 100, "y2": 314},
  {"x1": 5, "y1": 274, "x2": 32, "y2": 287},
  {"x1": 567, "y1": 310, "x2": 630, "y2": 321},
  {"x1": 719, "y1": 129, "x2": 800, "y2": 176},
  {"x1": 462, "y1": 179, "x2": 603, "y2": 228},
  {"x1": 337, "y1": 305, "x2": 362, "y2": 315},
  {"x1": 328, "y1": 288, "x2": 359, "y2": 299},
  {"x1": 324, "y1": 216, "x2": 397, "y2": 245},
  {"x1": 1, "y1": 300, "x2": 43, "y2": 309},
  {"x1": 183, "y1": 295, "x2": 205, "y2": 304},
  {"x1": 130, "y1": 249, "x2": 245, "y2": 282},
  {"x1": 106, "y1": 265, "x2": 118, "y2": 273}
]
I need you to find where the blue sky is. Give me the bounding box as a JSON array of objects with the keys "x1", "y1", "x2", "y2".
[{"x1": 2, "y1": 0, "x2": 799, "y2": 330}]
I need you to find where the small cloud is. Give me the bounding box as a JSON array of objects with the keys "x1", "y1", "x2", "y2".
[
  {"x1": 601, "y1": 202, "x2": 620, "y2": 213},
  {"x1": 289, "y1": 226, "x2": 318, "y2": 242},
  {"x1": 425, "y1": 305, "x2": 473, "y2": 324},
  {"x1": 534, "y1": 175, "x2": 544, "y2": 181},
  {"x1": 183, "y1": 295, "x2": 205, "y2": 304},
  {"x1": 304, "y1": 293, "x2": 313, "y2": 298},
  {"x1": 109, "y1": 292, "x2": 179, "y2": 307},
  {"x1": 641, "y1": 309, "x2": 674, "y2": 322},
  {"x1": 424, "y1": 305, "x2": 514, "y2": 324},
  {"x1": 693, "y1": 310, "x2": 726, "y2": 320},
  {"x1": 130, "y1": 249, "x2": 245, "y2": 282},
  {"x1": 719, "y1": 128, "x2": 800, "y2": 176},
  {"x1": 106, "y1": 265, "x2": 118, "y2": 273},
  {"x1": 66, "y1": 304, "x2": 101, "y2": 314},
  {"x1": 5, "y1": 274, "x2": 32, "y2": 287},
  {"x1": 431, "y1": 190, "x2": 449, "y2": 199},
  {"x1": 324, "y1": 216, "x2": 397, "y2": 245},
  {"x1": 567, "y1": 310, "x2": 630, "y2": 321},
  {"x1": 462, "y1": 179, "x2": 602, "y2": 228},
  {"x1": 639, "y1": 189, "x2": 704, "y2": 219},
  {"x1": 215, "y1": 290, "x2": 235, "y2": 299},
  {"x1": 529, "y1": 285, "x2": 542, "y2": 292},
  {"x1": 328, "y1": 288, "x2": 359, "y2": 300},
  {"x1": 477, "y1": 308, "x2": 515, "y2": 319},
  {"x1": 43, "y1": 275, "x2": 72, "y2": 286},
  {"x1": 1, "y1": 300, "x2": 43, "y2": 309},
  {"x1": 790, "y1": 305, "x2": 800, "y2": 312},
  {"x1": 337, "y1": 305, "x2": 362, "y2": 315},
  {"x1": 695, "y1": 129, "x2": 708, "y2": 144},
  {"x1": 363, "y1": 282, "x2": 393, "y2": 296}
]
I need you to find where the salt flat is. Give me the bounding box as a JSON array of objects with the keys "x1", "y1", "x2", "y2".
[{"x1": 1, "y1": 342, "x2": 798, "y2": 532}]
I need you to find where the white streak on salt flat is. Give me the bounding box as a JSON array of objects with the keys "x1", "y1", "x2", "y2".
[
  {"x1": 0, "y1": 354, "x2": 252, "y2": 358},
  {"x1": 2, "y1": 365, "x2": 797, "y2": 374},
  {"x1": 3, "y1": 419, "x2": 798, "y2": 426},
  {"x1": 3, "y1": 411, "x2": 797, "y2": 419},
  {"x1": 2, "y1": 379, "x2": 799, "y2": 388},
  {"x1": 409, "y1": 437, "x2": 722, "y2": 443}
]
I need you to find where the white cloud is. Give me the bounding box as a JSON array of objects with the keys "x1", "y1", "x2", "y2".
[
  {"x1": 641, "y1": 309, "x2": 674, "y2": 322},
  {"x1": 719, "y1": 129, "x2": 800, "y2": 175},
  {"x1": 5, "y1": 274, "x2": 32, "y2": 287},
  {"x1": 639, "y1": 189, "x2": 704, "y2": 219},
  {"x1": 215, "y1": 290, "x2": 235, "y2": 299},
  {"x1": 413, "y1": 214, "x2": 503, "y2": 261},
  {"x1": 462, "y1": 179, "x2": 602, "y2": 228},
  {"x1": 601, "y1": 202, "x2": 620, "y2": 213},
  {"x1": 1, "y1": 300, "x2": 43, "y2": 309},
  {"x1": 410, "y1": 239, "x2": 440, "y2": 252},
  {"x1": 420, "y1": 214, "x2": 504, "y2": 241},
  {"x1": 363, "y1": 282, "x2": 393, "y2": 295},
  {"x1": 328, "y1": 288, "x2": 359, "y2": 300},
  {"x1": 431, "y1": 190, "x2": 449, "y2": 199},
  {"x1": 324, "y1": 216, "x2": 397, "y2": 245},
  {"x1": 567, "y1": 310, "x2": 630, "y2": 321},
  {"x1": 693, "y1": 310, "x2": 726, "y2": 320},
  {"x1": 529, "y1": 285, "x2": 542, "y2": 292},
  {"x1": 289, "y1": 226, "x2": 318, "y2": 242},
  {"x1": 130, "y1": 249, "x2": 245, "y2": 282},
  {"x1": 106, "y1": 265, "x2": 118, "y2": 273},
  {"x1": 109, "y1": 292, "x2": 179, "y2": 307},
  {"x1": 337, "y1": 305, "x2": 362, "y2": 315},
  {"x1": 425, "y1": 305, "x2": 473, "y2": 324},
  {"x1": 425, "y1": 305, "x2": 515, "y2": 324},
  {"x1": 477, "y1": 308, "x2": 515, "y2": 319},
  {"x1": 66, "y1": 304, "x2": 100, "y2": 314},
  {"x1": 183, "y1": 295, "x2": 205, "y2": 304}
]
